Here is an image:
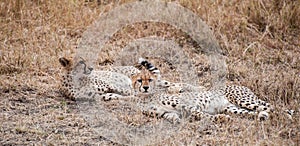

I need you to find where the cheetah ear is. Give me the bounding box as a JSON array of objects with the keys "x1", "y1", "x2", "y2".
[
  {"x1": 59, "y1": 57, "x2": 70, "y2": 67},
  {"x1": 131, "y1": 73, "x2": 140, "y2": 88}
]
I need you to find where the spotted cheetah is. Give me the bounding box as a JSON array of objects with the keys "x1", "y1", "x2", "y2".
[
  {"x1": 59, "y1": 57, "x2": 160, "y2": 101},
  {"x1": 59, "y1": 57, "x2": 134, "y2": 101},
  {"x1": 143, "y1": 86, "x2": 272, "y2": 123},
  {"x1": 138, "y1": 60, "x2": 273, "y2": 123},
  {"x1": 155, "y1": 80, "x2": 295, "y2": 121}
]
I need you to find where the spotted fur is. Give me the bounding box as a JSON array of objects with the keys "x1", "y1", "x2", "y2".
[
  {"x1": 59, "y1": 57, "x2": 161, "y2": 101},
  {"x1": 137, "y1": 59, "x2": 274, "y2": 122},
  {"x1": 143, "y1": 85, "x2": 274, "y2": 123},
  {"x1": 59, "y1": 57, "x2": 136, "y2": 101}
]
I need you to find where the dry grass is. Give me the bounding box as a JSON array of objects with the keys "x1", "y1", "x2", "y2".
[{"x1": 0, "y1": 0, "x2": 299, "y2": 145}]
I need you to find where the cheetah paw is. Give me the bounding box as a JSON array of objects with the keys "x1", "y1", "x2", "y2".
[
  {"x1": 258, "y1": 111, "x2": 269, "y2": 121},
  {"x1": 215, "y1": 114, "x2": 231, "y2": 123},
  {"x1": 100, "y1": 93, "x2": 123, "y2": 101},
  {"x1": 142, "y1": 105, "x2": 158, "y2": 117},
  {"x1": 101, "y1": 95, "x2": 117, "y2": 101},
  {"x1": 163, "y1": 113, "x2": 180, "y2": 124}
]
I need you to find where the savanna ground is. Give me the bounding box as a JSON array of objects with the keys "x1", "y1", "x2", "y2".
[{"x1": 1, "y1": 0, "x2": 300, "y2": 145}]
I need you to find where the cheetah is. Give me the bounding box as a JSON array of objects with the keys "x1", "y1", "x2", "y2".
[
  {"x1": 142, "y1": 86, "x2": 272, "y2": 123},
  {"x1": 137, "y1": 60, "x2": 274, "y2": 123},
  {"x1": 59, "y1": 57, "x2": 134, "y2": 101},
  {"x1": 155, "y1": 81, "x2": 295, "y2": 121},
  {"x1": 59, "y1": 57, "x2": 160, "y2": 101}
]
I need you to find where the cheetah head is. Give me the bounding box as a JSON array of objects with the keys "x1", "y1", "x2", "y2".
[
  {"x1": 132, "y1": 70, "x2": 156, "y2": 94},
  {"x1": 59, "y1": 57, "x2": 93, "y2": 75},
  {"x1": 59, "y1": 57, "x2": 94, "y2": 100}
]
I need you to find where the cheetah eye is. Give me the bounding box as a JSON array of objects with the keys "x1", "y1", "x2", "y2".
[{"x1": 137, "y1": 79, "x2": 142, "y2": 83}]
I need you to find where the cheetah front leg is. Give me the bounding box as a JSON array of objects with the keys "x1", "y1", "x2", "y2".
[
  {"x1": 142, "y1": 104, "x2": 181, "y2": 123},
  {"x1": 189, "y1": 107, "x2": 231, "y2": 123},
  {"x1": 94, "y1": 83, "x2": 135, "y2": 101},
  {"x1": 98, "y1": 93, "x2": 134, "y2": 101}
]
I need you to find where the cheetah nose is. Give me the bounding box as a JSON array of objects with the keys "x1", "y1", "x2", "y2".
[
  {"x1": 143, "y1": 86, "x2": 149, "y2": 92},
  {"x1": 88, "y1": 67, "x2": 93, "y2": 71}
]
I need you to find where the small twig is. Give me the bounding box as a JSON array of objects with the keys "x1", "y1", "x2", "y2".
[{"x1": 243, "y1": 41, "x2": 258, "y2": 56}]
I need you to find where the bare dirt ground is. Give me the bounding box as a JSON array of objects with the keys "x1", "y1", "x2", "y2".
[{"x1": 1, "y1": 0, "x2": 300, "y2": 145}]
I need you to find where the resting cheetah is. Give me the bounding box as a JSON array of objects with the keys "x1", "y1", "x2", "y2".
[
  {"x1": 143, "y1": 86, "x2": 272, "y2": 123},
  {"x1": 138, "y1": 60, "x2": 273, "y2": 123},
  {"x1": 59, "y1": 57, "x2": 160, "y2": 100}
]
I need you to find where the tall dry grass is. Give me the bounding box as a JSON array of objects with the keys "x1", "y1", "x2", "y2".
[
  {"x1": 179, "y1": 0, "x2": 300, "y2": 103},
  {"x1": 0, "y1": 0, "x2": 299, "y2": 145}
]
